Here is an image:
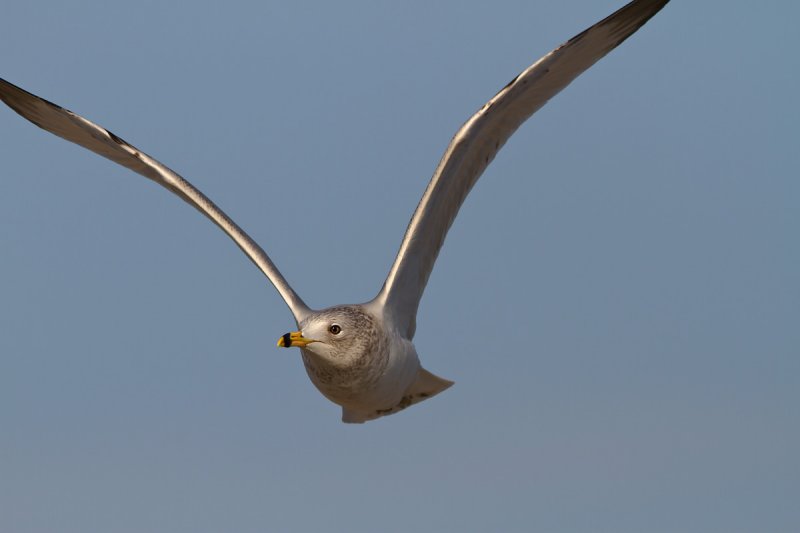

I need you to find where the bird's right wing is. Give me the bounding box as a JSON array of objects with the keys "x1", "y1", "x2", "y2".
[
  {"x1": 376, "y1": 0, "x2": 669, "y2": 337},
  {"x1": 0, "y1": 78, "x2": 311, "y2": 324}
]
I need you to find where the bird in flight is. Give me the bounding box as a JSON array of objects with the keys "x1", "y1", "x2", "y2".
[{"x1": 0, "y1": 0, "x2": 669, "y2": 423}]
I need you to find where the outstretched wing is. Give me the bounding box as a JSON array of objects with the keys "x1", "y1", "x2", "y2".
[
  {"x1": 376, "y1": 0, "x2": 669, "y2": 337},
  {"x1": 0, "y1": 78, "x2": 311, "y2": 324}
]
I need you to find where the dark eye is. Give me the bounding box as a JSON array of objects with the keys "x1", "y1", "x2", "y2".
[{"x1": 328, "y1": 324, "x2": 342, "y2": 335}]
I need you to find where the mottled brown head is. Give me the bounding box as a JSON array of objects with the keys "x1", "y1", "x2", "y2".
[{"x1": 277, "y1": 305, "x2": 386, "y2": 366}]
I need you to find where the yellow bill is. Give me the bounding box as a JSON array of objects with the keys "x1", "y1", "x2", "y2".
[{"x1": 277, "y1": 331, "x2": 317, "y2": 348}]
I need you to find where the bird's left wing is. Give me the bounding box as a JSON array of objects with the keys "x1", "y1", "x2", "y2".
[
  {"x1": 0, "y1": 78, "x2": 311, "y2": 323},
  {"x1": 376, "y1": 0, "x2": 669, "y2": 337}
]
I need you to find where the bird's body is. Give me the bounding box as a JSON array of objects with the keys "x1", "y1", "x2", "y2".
[
  {"x1": 0, "y1": 0, "x2": 669, "y2": 422},
  {"x1": 293, "y1": 303, "x2": 452, "y2": 423}
]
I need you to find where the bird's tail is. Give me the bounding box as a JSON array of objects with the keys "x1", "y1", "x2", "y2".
[
  {"x1": 407, "y1": 367, "x2": 454, "y2": 402},
  {"x1": 341, "y1": 367, "x2": 453, "y2": 423}
]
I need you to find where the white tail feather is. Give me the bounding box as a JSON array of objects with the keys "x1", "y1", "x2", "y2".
[{"x1": 341, "y1": 367, "x2": 454, "y2": 423}]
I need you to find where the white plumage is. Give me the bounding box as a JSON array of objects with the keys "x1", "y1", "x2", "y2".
[{"x1": 0, "y1": 0, "x2": 669, "y2": 422}]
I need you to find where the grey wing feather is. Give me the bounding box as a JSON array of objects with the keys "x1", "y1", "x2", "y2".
[
  {"x1": 0, "y1": 78, "x2": 311, "y2": 324},
  {"x1": 376, "y1": 0, "x2": 669, "y2": 337}
]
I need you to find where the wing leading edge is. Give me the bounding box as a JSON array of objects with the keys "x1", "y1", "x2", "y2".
[
  {"x1": 0, "y1": 78, "x2": 311, "y2": 324},
  {"x1": 376, "y1": 0, "x2": 669, "y2": 337}
]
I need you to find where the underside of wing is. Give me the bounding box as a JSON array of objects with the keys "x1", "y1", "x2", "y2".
[
  {"x1": 376, "y1": 0, "x2": 669, "y2": 337},
  {"x1": 0, "y1": 78, "x2": 310, "y2": 323}
]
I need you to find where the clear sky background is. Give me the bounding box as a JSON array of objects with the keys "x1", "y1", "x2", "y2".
[{"x1": 1, "y1": 1, "x2": 798, "y2": 532}]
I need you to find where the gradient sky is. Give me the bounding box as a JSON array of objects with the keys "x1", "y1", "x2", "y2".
[{"x1": 1, "y1": 1, "x2": 798, "y2": 532}]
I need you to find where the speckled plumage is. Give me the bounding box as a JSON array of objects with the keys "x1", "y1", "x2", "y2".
[
  {"x1": 299, "y1": 306, "x2": 388, "y2": 390},
  {"x1": 0, "y1": 0, "x2": 669, "y2": 423},
  {"x1": 291, "y1": 304, "x2": 450, "y2": 422}
]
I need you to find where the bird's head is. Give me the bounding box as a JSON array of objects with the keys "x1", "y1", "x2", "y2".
[{"x1": 277, "y1": 305, "x2": 382, "y2": 363}]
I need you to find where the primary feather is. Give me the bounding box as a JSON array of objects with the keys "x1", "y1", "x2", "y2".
[{"x1": 0, "y1": 0, "x2": 669, "y2": 422}]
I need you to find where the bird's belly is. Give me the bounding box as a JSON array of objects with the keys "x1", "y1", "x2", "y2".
[{"x1": 301, "y1": 342, "x2": 419, "y2": 411}]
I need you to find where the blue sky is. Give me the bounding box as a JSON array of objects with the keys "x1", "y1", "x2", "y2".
[{"x1": 1, "y1": 1, "x2": 798, "y2": 532}]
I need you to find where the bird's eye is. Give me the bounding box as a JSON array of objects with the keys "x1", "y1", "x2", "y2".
[{"x1": 329, "y1": 324, "x2": 342, "y2": 335}]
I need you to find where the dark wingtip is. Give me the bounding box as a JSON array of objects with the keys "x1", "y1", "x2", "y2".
[
  {"x1": 0, "y1": 77, "x2": 68, "y2": 113},
  {"x1": 568, "y1": 0, "x2": 671, "y2": 50}
]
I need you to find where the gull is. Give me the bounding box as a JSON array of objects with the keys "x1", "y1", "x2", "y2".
[{"x1": 0, "y1": 0, "x2": 669, "y2": 423}]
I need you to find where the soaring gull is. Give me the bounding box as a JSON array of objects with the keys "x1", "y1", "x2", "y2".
[{"x1": 0, "y1": 0, "x2": 670, "y2": 423}]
